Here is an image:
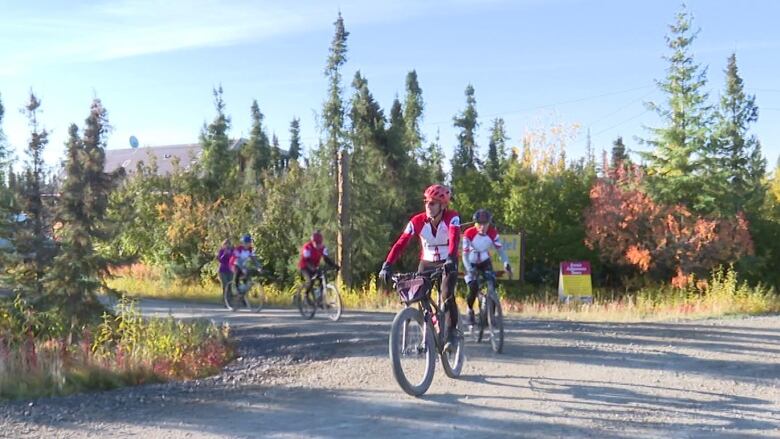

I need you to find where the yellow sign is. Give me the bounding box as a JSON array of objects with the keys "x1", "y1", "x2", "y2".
[
  {"x1": 558, "y1": 261, "x2": 593, "y2": 302},
  {"x1": 490, "y1": 233, "x2": 521, "y2": 279}
]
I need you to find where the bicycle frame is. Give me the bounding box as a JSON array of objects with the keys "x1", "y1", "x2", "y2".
[
  {"x1": 476, "y1": 269, "x2": 499, "y2": 303},
  {"x1": 402, "y1": 270, "x2": 447, "y2": 353}
]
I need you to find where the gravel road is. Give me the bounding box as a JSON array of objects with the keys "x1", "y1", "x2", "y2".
[{"x1": 1, "y1": 299, "x2": 779, "y2": 438}]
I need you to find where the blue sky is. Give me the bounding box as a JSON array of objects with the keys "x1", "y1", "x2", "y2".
[{"x1": 1, "y1": 0, "x2": 778, "y2": 172}]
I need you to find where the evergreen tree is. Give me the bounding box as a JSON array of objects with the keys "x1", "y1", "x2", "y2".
[
  {"x1": 585, "y1": 128, "x2": 595, "y2": 168},
  {"x1": 384, "y1": 97, "x2": 407, "y2": 174},
  {"x1": 301, "y1": 13, "x2": 350, "y2": 280},
  {"x1": 199, "y1": 86, "x2": 233, "y2": 197},
  {"x1": 348, "y1": 71, "x2": 403, "y2": 278},
  {"x1": 244, "y1": 99, "x2": 271, "y2": 182},
  {"x1": 270, "y1": 133, "x2": 282, "y2": 173},
  {"x1": 452, "y1": 84, "x2": 480, "y2": 180},
  {"x1": 288, "y1": 117, "x2": 302, "y2": 162},
  {"x1": 423, "y1": 130, "x2": 446, "y2": 184},
  {"x1": 7, "y1": 92, "x2": 51, "y2": 296},
  {"x1": 0, "y1": 94, "x2": 12, "y2": 271},
  {"x1": 708, "y1": 53, "x2": 766, "y2": 215},
  {"x1": 640, "y1": 5, "x2": 713, "y2": 211},
  {"x1": 403, "y1": 70, "x2": 425, "y2": 157},
  {"x1": 610, "y1": 136, "x2": 629, "y2": 169},
  {"x1": 0, "y1": 94, "x2": 8, "y2": 188},
  {"x1": 485, "y1": 118, "x2": 507, "y2": 182},
  {"x1": 46, "y1": 99, "x2": 122, "y2": 328},
  {"x1": 322, "y1": 11, "x2": 349, "y2": 171}
]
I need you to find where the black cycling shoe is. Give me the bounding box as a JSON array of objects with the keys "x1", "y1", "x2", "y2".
[{"x1": 444, "y1": 329, "x2": 460, "y2": 353}]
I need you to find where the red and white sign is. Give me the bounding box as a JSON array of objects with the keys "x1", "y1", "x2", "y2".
[{"x1": 561, "y1": 261, "x2": 591, "y2": 276}]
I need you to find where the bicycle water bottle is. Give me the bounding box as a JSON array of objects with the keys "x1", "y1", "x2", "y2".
[{"x1": 314, "y1": 287, "x2": 322, "y2": 300}]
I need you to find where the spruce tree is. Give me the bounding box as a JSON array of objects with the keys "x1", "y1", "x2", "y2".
[
  {"x1": 270, "y1": 133, "x2": 282, "y2": 173},
  {"x1": 323, "y1": 11, "x2": 349, "y2": 170},
  {"x1": 403, "y1": 70, "x2": 425, "y2": 157},
  {"x1": 485, "y1": 118, "x2": 508, "y2": 182},
  {"x1": 0, "y1": 94, "x2": 8, "y2": 188},
  {"x1": 303, "y1": 12, "x2": 350, "y2": 282},
  {"x1": 610, "y1": 136, "x2": 629, "y2": 169},
  {"x1": 288, "y1": 117, "x2": 302, "y2": 162},
  {"x1": 640, "y1": 5, "x2": 713, "y2": 211},
  {"x1": 244, "y1": 99, "x2": 271, "y2": 182},
  {"x1": 708, "y1": 53, "x2": 766, "y2": 215},
  {"x1": 385, "y1": 97, "x2": 407, "y2": 174},
  {"x1": 424, "y1": 130, "x2": 446, "y2": 184},
  {"x1": 348, "y1": 71, "x2": 401, "y2": 278},
  {"x1": 452, "y1": 84, "x2": 480, "y2": 180},
  {"x1": 47, "y1": 100, "x2": 121, "y2": 328},
  {"x1": 199, "y1": 86, "x2": 233, "y2": 197},
  {"x1": 7, "y1": 92, "x2": 51, "y2": 297},
  {"x1": 0, "y1": 94, "x2": 11, "y2": 270}
]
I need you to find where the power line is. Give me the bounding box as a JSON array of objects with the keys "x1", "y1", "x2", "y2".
[
  {"x1": 422, "y1": 84, "x2": 654, "y2": 127},
  {"x1": 586, "y1": 91, "x2": 655, "y2": 128},
  {"x1": 592, "y1": 109, "x2": 652, "y2": 137}
]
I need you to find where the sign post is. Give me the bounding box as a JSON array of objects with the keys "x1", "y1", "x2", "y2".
[{"x1": 558, "y1": 261, "x2": 593, "y2": 303}]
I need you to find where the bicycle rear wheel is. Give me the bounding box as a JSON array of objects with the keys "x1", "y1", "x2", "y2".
[
  {"x1": 223, "y1": 283, "x2": 241, "y2": 311},
  {"x1": 441, "y1": 320, "x2": 465, "y2": 379},
  {"x1": 323, "y1": 283, "x2": 342, "y2": 321},
  {"x1": 245, "y1": 283, "x2": 265, "y2": 312},
  {"x1": 389, "y1": 307, "x2": 435, "y2": 397},
  {"x1": 487, "y1": 296, "x2": 504, "y2": 354}
]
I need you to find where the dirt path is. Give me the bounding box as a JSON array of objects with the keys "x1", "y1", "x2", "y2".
[{"x1": 2, "y1": 299, "x2": 779, "y2": 438}]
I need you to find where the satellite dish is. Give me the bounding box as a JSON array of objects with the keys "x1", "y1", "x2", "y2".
[{"x1": 129, "y1": 135, "x2": 139, "y2": 148}]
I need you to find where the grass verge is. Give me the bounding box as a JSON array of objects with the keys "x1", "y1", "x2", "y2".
[
  {"x1": 0, "y1": 296, "x2": 234, "y2": 400},
  {"x1": 106, "y1": 265, "x2": 779, "y2": 322}
]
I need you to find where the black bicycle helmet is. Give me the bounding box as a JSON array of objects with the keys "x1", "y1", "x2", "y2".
[{"x1": 473, "y1": 209, "x2": 492, "y2": 224}]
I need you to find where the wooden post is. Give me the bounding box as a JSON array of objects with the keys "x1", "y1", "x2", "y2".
[{"x1": 337, "y1": 150, "x2": 352, "y2": 287}]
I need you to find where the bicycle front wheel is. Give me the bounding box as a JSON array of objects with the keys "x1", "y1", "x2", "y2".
[
  {"x1": 488, "y1": 296, "x2": 504, "y2": 353},
  {"x1": 476, "y1": 296, "x2": 487, "y2": 343},
  {"x1": 323, "y1": 283, "x2": 342, "y2": 321},
  {"x1": 389, "y1": 307, "x2": 435, "y2": 397},
  {"x1": 295, "y1": 285, "x2": 316, "y2": 320}
]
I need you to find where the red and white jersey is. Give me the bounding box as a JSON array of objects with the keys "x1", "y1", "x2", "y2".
[
  {"x1": 462, "y1": 225, "x2": 509, "y2": 266},
  {"x1": 298, "y1": 241, "x2": 329, "y2": 269},
  {"x1": 385, "y1": 210, "x2": 461, "y2": 264}
]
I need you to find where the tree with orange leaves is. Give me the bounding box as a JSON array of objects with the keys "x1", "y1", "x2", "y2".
[{"x1": 585, "y1": 162, "x2": 753, "y2": 287}]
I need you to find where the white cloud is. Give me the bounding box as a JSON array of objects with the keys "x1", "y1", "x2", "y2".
[{"x1": 0, "y1": 0, "x2": 513, "y2": 76}]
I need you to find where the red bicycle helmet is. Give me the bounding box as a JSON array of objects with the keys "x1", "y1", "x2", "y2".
[
  {"x1": 423, "y1": 184, "x2": 451, "y2": 205},
  {"x1": 311, "y1": 230, "x2": 323, "y2": 246}
]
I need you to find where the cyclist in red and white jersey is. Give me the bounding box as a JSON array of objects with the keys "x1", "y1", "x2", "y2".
[
  {"x1": 462, "y1": 209, "x2": 512, "y2": 326},
  {"x1": 298, "y1": 230, "x2": 338, "y2": 302},
  {"x1": 379, "y1": 184, "x2": 462, "y2": 347}
]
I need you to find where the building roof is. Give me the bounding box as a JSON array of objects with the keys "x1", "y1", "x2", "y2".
[{"x1": 105, "y1": 139, "x2": 249, "y2": 176}]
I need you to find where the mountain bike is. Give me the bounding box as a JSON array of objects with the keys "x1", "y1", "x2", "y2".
[
  {"x1": 388, "y1": 267, "x2": 465, "y2": 397},
  {"x1": 292, "y1": 266, "x2": 342, "y2": 321},
  {"x1": 470, "y1": 269, "x2": 504, "y2": 353},
  {"x1": 224, "y1": 265, "x2": 265, "y2": 312}
]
